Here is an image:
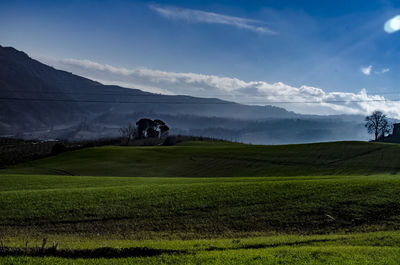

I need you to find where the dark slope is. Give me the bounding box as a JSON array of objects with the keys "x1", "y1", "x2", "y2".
[
  {"x1": 0, "y1": 46, "x2": 85, "y2": 131},
  {"x1": 0, "y1": 45, "x2": 296, "y2": 133},
  {"x1": 0, "y1": 45, "x2": 368, "y2": 143}
]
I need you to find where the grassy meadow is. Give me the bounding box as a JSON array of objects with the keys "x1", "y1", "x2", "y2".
[
  {"x1": 3, "y1": 140, "x2": 400, "y2": 177},
  {"x1": 2, "y1": 141, "x2": 400, "y2": 264}
]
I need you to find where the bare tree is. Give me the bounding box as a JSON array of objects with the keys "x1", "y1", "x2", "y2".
[
  {"x1": 379, "y1": 119, "x2": 392, "y2": 140},
  {"x1": 365, "y1": 111, "x2": 390, "y2": 141},
  {"x1": 120, "y1": 124, "x2": 136, "y2": 144}
]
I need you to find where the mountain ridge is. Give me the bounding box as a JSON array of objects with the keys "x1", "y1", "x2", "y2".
[{"x1": 0, "y1": 45, "x2": 367, "y2": 143}]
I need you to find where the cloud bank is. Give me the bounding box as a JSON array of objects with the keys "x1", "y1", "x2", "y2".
[
  {"x1": 149, "y1": 4, "x2": 275, "y2": 34},
  {"x1": 36, "y1": 56, "x2": 400, "y2": 118}
]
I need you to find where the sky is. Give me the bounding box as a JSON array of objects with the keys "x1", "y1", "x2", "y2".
[{"x1": 1, "y1": 0, "x2": 400, "y2": 117}]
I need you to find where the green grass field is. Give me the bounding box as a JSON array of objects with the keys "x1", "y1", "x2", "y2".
[
  {"x1": 3, "y1": 141, "x2": 400, "y2": 177},
  {"x1": 2, "y1": 141, "x2": 400, "y2": 264}
]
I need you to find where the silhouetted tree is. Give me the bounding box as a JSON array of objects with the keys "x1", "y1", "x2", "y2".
[
  {"x1": 159, "y1": 125, "x2": 170, "y2": 138},
  {"x1": 154, "y1": 119, "x2": 168, "y2": 138},
  {"x1": 379, "y1": 119, "x2": 392, "y2": 140},
  {"x1": 365, "y1": 111, "x2": 390, "y2": 141},
  {"x1": 136, "y1": 118, "x2": 155, "y2": 138},
  {"x1": 146, "y1": 127, "x2": 158, "y2": 138},
  {"x1": 135, "y1": 118, "x2": 169, "y2": 139},
  {"x1": 153, "y1": 119, "x2": 166, "y2": 126}
]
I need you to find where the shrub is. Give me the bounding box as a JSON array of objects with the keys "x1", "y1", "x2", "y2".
[
  {"x1": 50, "y1": 143, "x2": 67, "y2": 155},
  {"x1": 163, "y1": 136, "x2": 177, "y2": 146}
]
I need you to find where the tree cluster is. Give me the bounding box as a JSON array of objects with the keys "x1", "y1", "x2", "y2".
[{"x1": 120, "y1": 118, "x2": 169, "y2": 144}]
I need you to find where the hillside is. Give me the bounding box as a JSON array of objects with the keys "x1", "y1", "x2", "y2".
[
  {"x1": 0, "y1": 45, "x2": 368, "y2": 143},
  {"x1": 3, "y1": 141, "x2": 400, "y2": 177},
  {"x1": 0, "y1": 45, "x2": 295, "y2": 132}
]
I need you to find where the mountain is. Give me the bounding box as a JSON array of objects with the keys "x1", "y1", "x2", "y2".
[{"x1": 0, "y1": 45, "x2": 368, "y2": 143}]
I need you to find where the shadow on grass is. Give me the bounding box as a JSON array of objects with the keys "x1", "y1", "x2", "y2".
[
  {"x1": 0, "y1": 246, "x2": 184, "y2": 259},
  {"x1": 0, "y1": 238, "x2": 345, "y2": 258},
  {"x1": 206, "y1": 238, "x2": 344, "y2": 251}
]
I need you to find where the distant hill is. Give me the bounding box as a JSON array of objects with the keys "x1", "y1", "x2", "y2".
[
  {"x1": 0, "y1": 45, "x2": 368, "y2": 143},
  {"x1": 0, "y1": 46, "x2": 295, "y2": 127}
]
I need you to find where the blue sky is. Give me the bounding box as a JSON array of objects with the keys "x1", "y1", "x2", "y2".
[{"x1": 1, "y1": 0, "x2": 400, "y2": 116}]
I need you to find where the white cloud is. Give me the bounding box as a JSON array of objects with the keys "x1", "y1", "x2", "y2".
[
  {"x1": 373, "y1": 68, "x2": 390, "y2": 74},
  {"x1": 35, "y1": 56, "x2": 400, "y2": 118},
  {"x1": 361, "y1": 65, "x2": 390, "y2": 75},
  {"x1": 361, "y1": 65, "x2": 372, "y2": 75},
  {"x1": 384, "y1": 15, "x2": 400, "y2": 33},
  {"x1": 149, "y1": 4, "x2": 275, "y2": 34},
  {"x1": 92, "y1": 78, "x2": 175, "y2": 95}
]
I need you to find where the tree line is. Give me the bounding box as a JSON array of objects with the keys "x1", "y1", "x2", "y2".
[{"x1": 120, "y1": 113, "x2": 394, "y2": 144}]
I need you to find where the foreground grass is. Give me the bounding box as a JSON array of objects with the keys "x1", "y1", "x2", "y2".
[
  {"x1": 2, "y1": 174, "x2": 400, "y2": 238},
  {"x1": 2, "y1": 231, "x2": 400, "y2": 264},
  {"x1": 3, "y1": 248, "x2": 400, "y2": 265},
  {"x1": 2, "y1": 141, "x2": 400, "y2": 177}
]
